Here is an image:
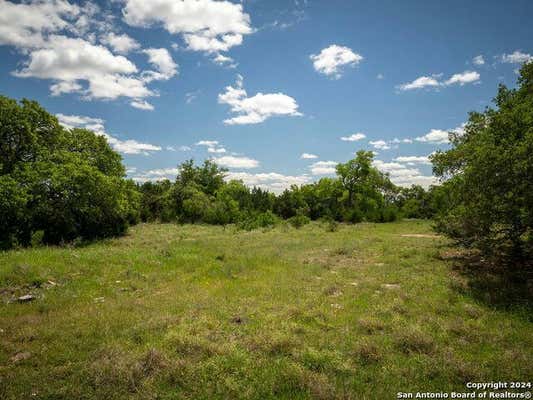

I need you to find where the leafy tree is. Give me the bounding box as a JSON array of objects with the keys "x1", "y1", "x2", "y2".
[
  {"x1": 431, "y1": 62, "x2": 533, "y2": 268},
  {"x1": 138, "y1": 180, "x2": 173, "y2": 222},
  {"x1": 335, "y1": 150, "x2": 375, "y2": 207},
  {"x1": 0, "y1": 96, "x2": 140, "y2": 248}
]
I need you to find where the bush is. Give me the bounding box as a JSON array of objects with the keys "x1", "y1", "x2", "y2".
[
  {"x1": 342, "y1": 208, "x2": 364, "y2": 223},
  {"x1": 288, "y1": 214, "x2": 310, "y2": 228},
  {"x1": 380, "y1": 206, "x2": 399, "y2": 223},
  {"x1": 237, "y1": 211, "x2": 279, "y2": 231},
  {"x1": 322, "y1": 217, "x2": 339, "y2": 232}
]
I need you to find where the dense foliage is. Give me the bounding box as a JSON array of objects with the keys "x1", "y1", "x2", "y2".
[
  {"x1": 0, "y1": 96, "x2": 139, "y2": 249},
  {"x1": 137, "y1": 150, "x2": 443, "y2": 229},
  {"x1": 0, "y1": 96, "x2": 443, "y2": 250},
  {"x1": 431, "y1": 62, "x2": 533, "y2": 269}
]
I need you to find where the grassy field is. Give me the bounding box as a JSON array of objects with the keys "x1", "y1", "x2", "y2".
[{"x1": 1, "y1": 221, "x2": 531, "y2": 399}]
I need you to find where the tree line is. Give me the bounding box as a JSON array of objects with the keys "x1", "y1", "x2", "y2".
[
  {"x1": 1, "y1": 62, "x2": 532, "y2": 271},
  {"x1": 137, "y1": 155, "x2": 445, "y2": 229}
]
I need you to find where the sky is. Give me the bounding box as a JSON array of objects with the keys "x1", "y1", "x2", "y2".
[{"x1": 1, "y1": 0, "x2": 532, "y2": 192}]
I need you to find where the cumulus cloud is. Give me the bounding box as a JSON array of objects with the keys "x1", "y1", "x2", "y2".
[
  {"x1": 309, "y1": 161, "x2": 337, "y2": 175},
  {"x1": 218, "y1": 75, "x2": 302, "y2": 125},
  {"x1": 226, "y1": 171, "x2": 310, "y2": 193},
  {"x1": 130, "y1": 167, "x2": 180, "y2": 183},
  {"x1": 310, "y1": 44, "x2": 363, "y2": 78},
  {"x1": 393, "y1": 155, "x2": 431, "y2": 165},
  {"x1": 195, "y1": 139, "x2": 226, "y2": 153},
  {"x1": 122, "y1": 0, "x2": 252, "y2": 54},
  {"x1": 141, "y1": 48, "x2": 178, "y2": 82},
  {"x1": 208, "y1": 147, "x2": 226, "y2": 154},
  {"x1": 397, "y1": 75, "x2": 441, "y2": 91},
  {"x1": 130, "y1": 99, "x2": 154, "y2": 111},
  {"x1": 100, "y1": 32, "x2": 140, "y2": 54},
  {"x1": 444, "y1": 70, "x2": 480, "y2": 86},
  {"x1": 472, "y1": 55, "x2": 485, "y2": 65},
  {"x1": 0, "y1": 0, "x2": 79, "y2": 48},
  {"x1": 397, "y1": 71, "x2": 480, "y2": 91},
  {"x1": 340, "y1": 133, "x2": 366, "y2": 142},
  {"x1": 373, "y1": 160, "x2": 437, "y2": 188},
  {"x1": 501, "y1": 50, "x2": 533, "y2": 64},
  {"x1": 1, "y1": 1, "x2": 181, "y2": 109},
  {"x1": 14, "y1": 35, "x2": 137, "y2": 80},
  {"x1": 56, "y1": 113, "x2": 161, "y2": 155},
  {"x1": 300, "y1": 153, "x2": 318, "y2": 159},
  {"x1": 213, "y1": 155, "x2": 259, "y2": 169},
  {"x1": 212, "y1": 53, "x2": 237, "y2": 68},
  {"x1": 369, "y1": 140, "x2": 391, "y2": 150},
  {"x1": 415, "y1": 124, "x2": 464, "y2": 144},
  {"x1": 196, "y1": 140, "x2": 219, "y2": 147},
  {"x1": 10, "y1": 34, "x2": 158, "y2": 104},
  {"x1": 415, "y1": 129, "x2": 449, "y2": 144}
]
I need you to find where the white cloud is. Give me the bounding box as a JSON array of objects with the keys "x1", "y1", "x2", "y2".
[
  {"x1": 398, "y1": 70, "x2": 480, "y2": 91},
  {"x1": 144, "y1": 167, "x2": 180, "y2": 177},
  {"x1": 56, "y1": 113, "x2": 161, "y2": 155},
  {"x1": 100, "y1": 32, "x2": 140, "y2": 54},
  {"x1": 415, "y1": 124, "x2": 465, "y2": 144},
  {"x1": 208, "y1": 147, "x2": 226, "y2": 154},
  {"x1": 0, "y1": 0, "x2": 80, "y2": 48},
  {"x1": 130, "y1": 167, "x2": 180, "y2": 182},
  {"x1": 397, "y1": 75, "x2": 441, "y2": 91},
  {"x1": 377, "y1": 73, "x2": 384, "y2": 79},
  {"x1": 213, "y1": 155, "x2": 259, "y2": 169},
  {"x1": 218, "y1": 75, "x2": 302, "y2": 125},
  {"x1": 300, "y1": 153, "x2": 318, "y2": 159},
  {"x1": 130, "y1": 99, "x2": 154, "y2": 111},
  {"x1": 141, "y1": 48, "x2": 178, "y2": 82},
  {"x1": 14, "y1": 35, "x2": 137, "y2": 80},
  {"x1": 309, "y1": 161, "x2": 337, "y2": 175},
  {"x1": 415, "y1": 129, "x2": 449, "y2": 144},
  {"x1": 1, "y1": 2, "x2": 178, "y2": 110},
  {"x1": 501, "y1": 50, "x2": 533, "y2": 64},
  {"x1": 122, "y1": 0, "x2": 252, "y2": 53},
  {"x1": 179, "y1": 145, "x2": 192, "y2": 151},
  {"x1": 369, "y1": 140, "x2": 391, "y2": 150},
  {"x1": 310, "y1": 44, "x2": 363, "y2": 78},
  {"x1": 444, "y1": 70, "x2": 480, "y2": 86},
  {"x1": 213, "y1": 53, "x2": 237, "y2": 68},
  {"x1": 472, "y1": 55, "x2": 485, "y2": 65},
  {"x1": 12, "y1": 34, "x2": 158, "y2": 104},
  {"x1": 196, "y1": 140, "x2": 219, "y2": 147},
  {"x1": 50, "y1": 81, "x2": 83, "y2": 97},
  {"x1": 393, "y1": 155, "x2": 431, "y2": 165},
  {"x1": 373, "y1": 160, "x2": 437, "y2": 188},
  {"x1": 226, "y1": 171, "x2": 310, "y2": 193},
  {"x1": 340, "y1": 132, "x2": 366, "y2": 142}
]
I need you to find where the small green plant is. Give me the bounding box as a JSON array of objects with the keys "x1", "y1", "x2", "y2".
[
  {"x1": 325, "y1": 219, "x2": 339, "y2": 232},
  {"x1": 287, "y1": 208, "x2": 310, "y2": 228}
]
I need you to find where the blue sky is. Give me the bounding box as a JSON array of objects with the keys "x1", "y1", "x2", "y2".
[{"x1": 1, "y1": 0, "x2": 532, "y2": 191}]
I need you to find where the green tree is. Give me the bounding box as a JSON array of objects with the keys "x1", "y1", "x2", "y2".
[
  {"x1": 431, "y1": 62, "x2": 533, "y2": 268},
  {"x1": 0, "y1": 96, "x2": 140, "y2": 248}
]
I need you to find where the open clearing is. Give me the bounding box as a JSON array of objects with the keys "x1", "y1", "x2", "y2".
[{"x1": 1, "y1": 221, "x2": 531, "y2": 399}]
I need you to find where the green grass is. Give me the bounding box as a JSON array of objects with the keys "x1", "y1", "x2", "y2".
[{"x1": 0, "y1": 221, "x2": 531, "y2": 399}]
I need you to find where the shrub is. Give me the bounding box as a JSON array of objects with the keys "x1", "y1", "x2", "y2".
[
  {"x1": 342, "y1": 208, "x2": 364, "y2": 223},
  {"x1": 237, "y1": 211, "x2": 279, "y2": 231},
  {"x1": 288, "y1": 214, "x2": 310, "y2": 228}
]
